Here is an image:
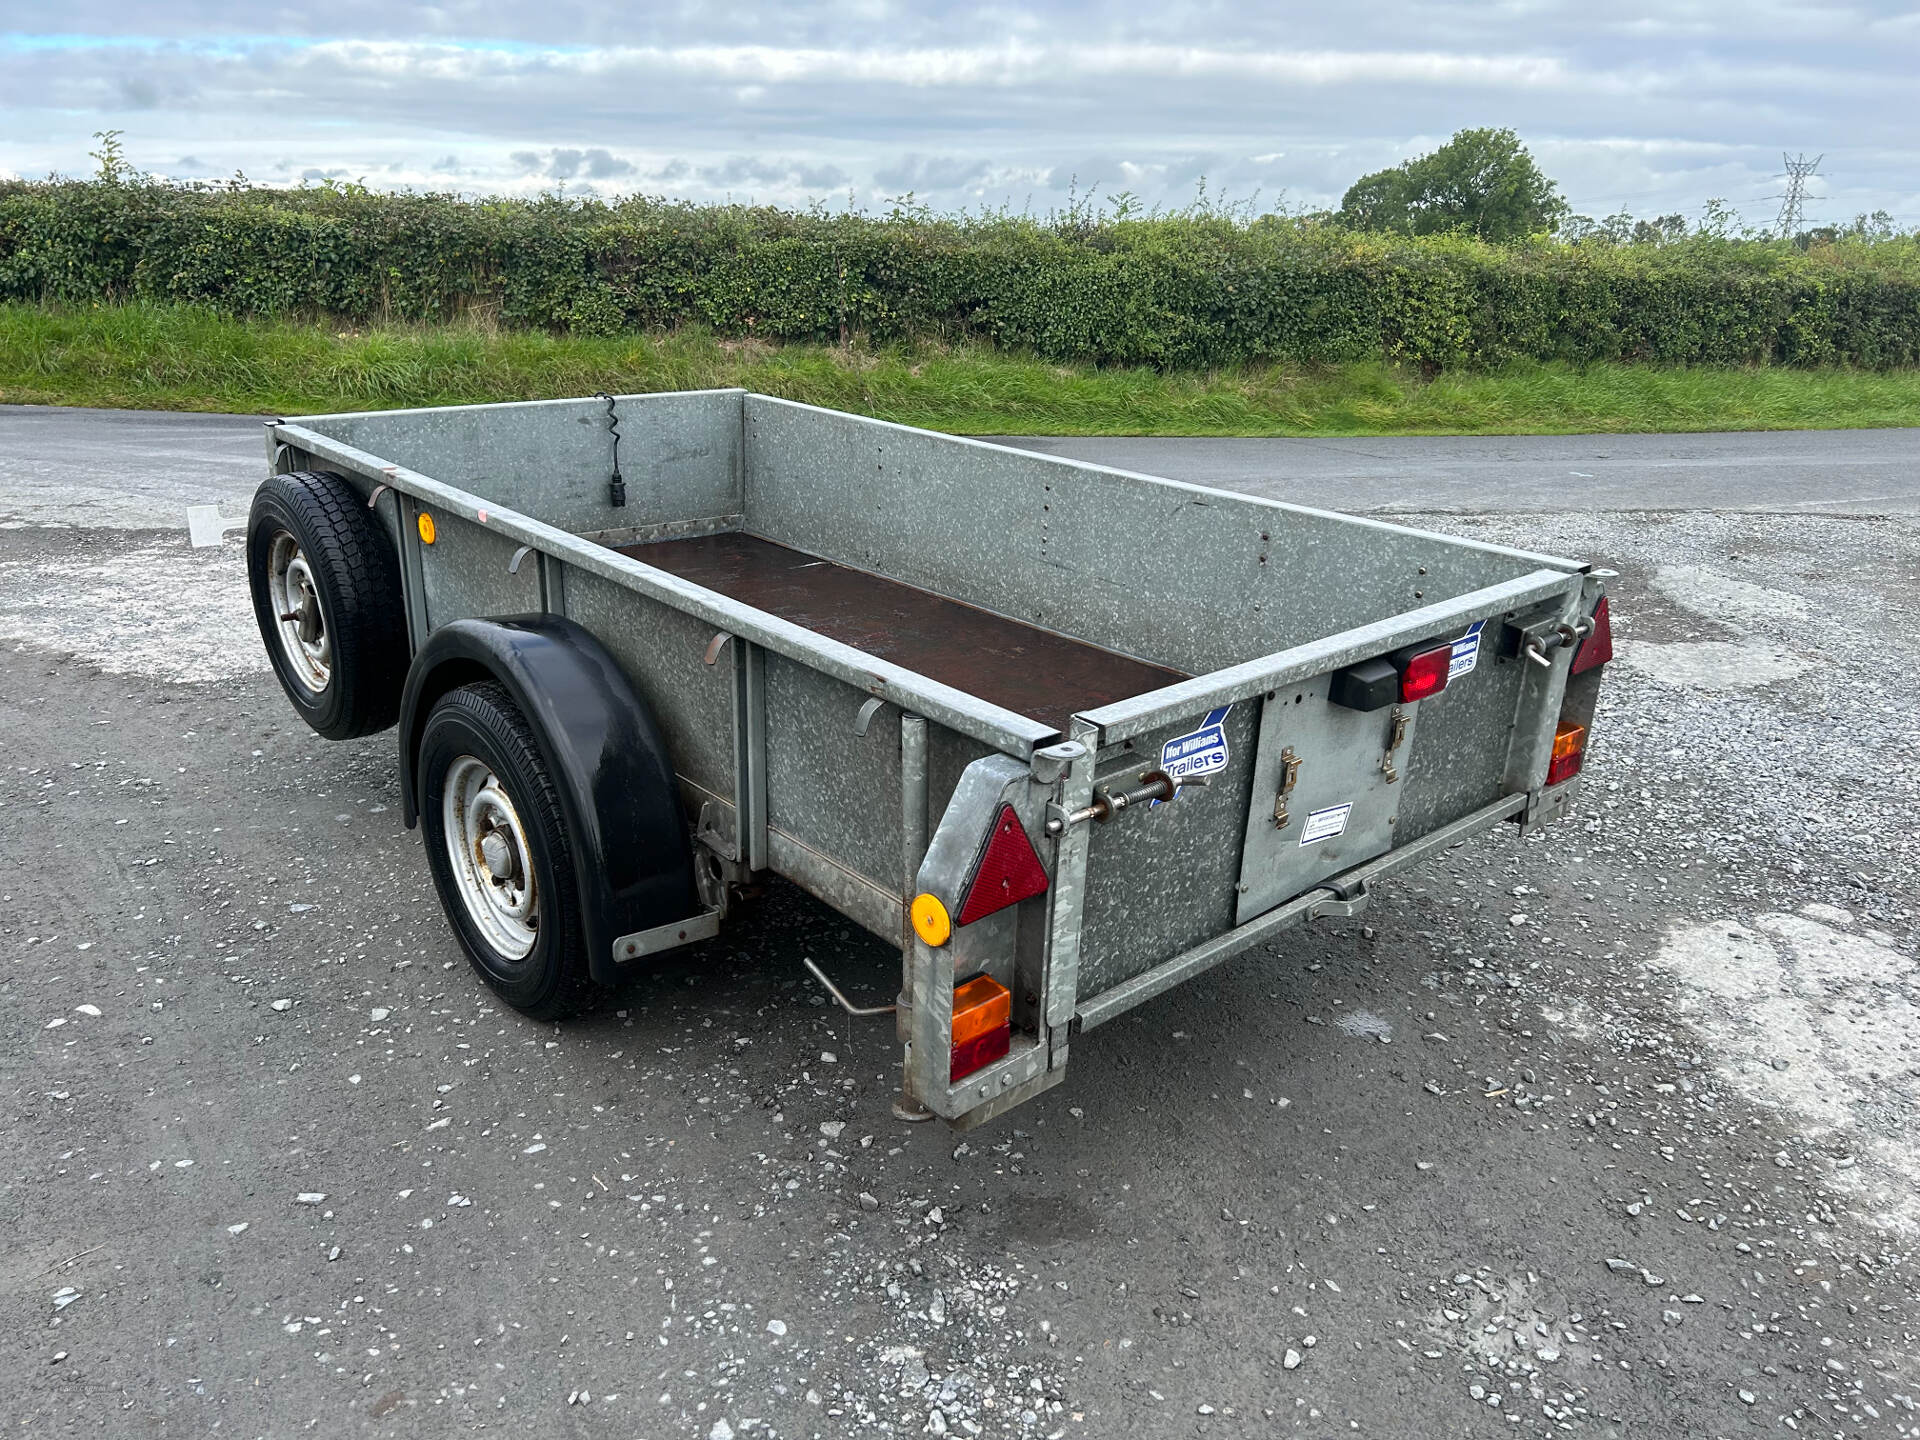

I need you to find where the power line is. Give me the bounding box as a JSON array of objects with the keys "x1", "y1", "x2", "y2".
[{"x1": 1776, "y1": 152, "x2": 1822, "y2": 233}]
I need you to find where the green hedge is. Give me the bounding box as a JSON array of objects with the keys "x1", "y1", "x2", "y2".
[{"x1": 4, "y1": 179, "x2": 1918, "y2": 370}]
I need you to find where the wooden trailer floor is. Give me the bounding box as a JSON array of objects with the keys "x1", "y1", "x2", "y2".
[{"x1": 612, "y1": 532, "x2": 1185, "y2": 732}]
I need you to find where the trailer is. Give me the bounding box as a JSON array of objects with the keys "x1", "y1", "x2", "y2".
[{"x1": 247, "y1": 391, "x2": 1612, "y2": 1128}]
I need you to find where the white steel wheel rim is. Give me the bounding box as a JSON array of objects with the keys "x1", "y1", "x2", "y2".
[
  {"x1": 442, "y1": 755, "x2": 540, "y2": 961},
  {"x1": 266, "y1": 531, "x2": 332, "y2": 692}
]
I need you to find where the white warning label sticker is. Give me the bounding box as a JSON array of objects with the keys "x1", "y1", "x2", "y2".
[{"x1": 1299, "y1": 802, "x2": 1353, "y2": 846}]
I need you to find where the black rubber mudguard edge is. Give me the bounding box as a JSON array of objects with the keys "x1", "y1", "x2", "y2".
[{"x1": 399, "y1": 617, "x2": 701, "y2": 983}]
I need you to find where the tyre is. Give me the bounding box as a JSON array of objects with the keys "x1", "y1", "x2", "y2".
[
  {"x1": 246, "y1": 470, "x2": 407, "y2": 740},
  {"x1": 418, "y1": 681, "x2": 598, "y2": 1020}
]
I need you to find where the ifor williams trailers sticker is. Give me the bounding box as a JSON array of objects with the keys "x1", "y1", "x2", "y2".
[
  {"x1": 1161, "y1": 705, "x2": 1232, "y2": 784},
  {"x1": 1449, "y1": 620, "x2": 1486, "y2": 680}
]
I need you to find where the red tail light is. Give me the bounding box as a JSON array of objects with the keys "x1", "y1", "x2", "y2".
[
  {"x1": 955, "y1": 805, "x2": 1048, "y2": 926},
  {"x1": 1399, "y1": 643, "x2": 1453, "y2": 702},
  {"x1": 1546, "y1": 722, "x2": 1587, "y2": 786},
  {"x1": 950, "y1": 973, "x2": 1012, "y2": 1080},
  {"x1": 1571, "y1": 597, "x2": 1613, "y2": 675}
]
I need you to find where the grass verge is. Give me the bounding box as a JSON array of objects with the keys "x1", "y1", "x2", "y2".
[{"x1": 3, "y1": 302, "x2": 1917, "y2": 434}]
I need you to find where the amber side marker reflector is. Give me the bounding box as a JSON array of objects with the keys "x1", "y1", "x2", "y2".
[
  {"x1": 950, "y1": 973, "x2": 1011, "y2": 1081},
  {"x1": 955, "y1": 805, "x2": 1049, "y2": 926},
  {"x1": 910, "y1": 893, "x2": 952, "y2": 947},
  {"x1": 417, "y1": 512, "x2": 437, "y2": 545},
  {"x1": 1547, "y1": 721, "x2": 1588, "y2": 786},
  {"x1": 1571, "y1": 597, "x2": 1613, "y2": 674}
]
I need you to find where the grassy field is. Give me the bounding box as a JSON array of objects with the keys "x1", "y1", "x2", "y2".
[{"x1": 3, "y1": 302, "x2": 1917, "y2": 434}]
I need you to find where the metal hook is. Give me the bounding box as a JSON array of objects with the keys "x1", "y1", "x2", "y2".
[
  {"x1": 366, "y1": 483, "x2": 391, "y2": 510},
  {"x1": 508, "y1": 545, "x2": 534, "y2": 575},
  {"x1": 852, "y1": 696, "x2": 886, "y2": 736},
  {"x1": 703, "y1": 631, "x2": 733, "y2": 666}
]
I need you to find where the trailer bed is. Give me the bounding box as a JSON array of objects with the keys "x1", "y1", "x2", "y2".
[{"x1": 613, "y1": 532, "x2": 1185, "y2": 731}]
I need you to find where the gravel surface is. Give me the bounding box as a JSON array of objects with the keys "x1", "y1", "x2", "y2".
[{"x1": 3, "y1": 416, "x2": 1917, "y2": 1437}]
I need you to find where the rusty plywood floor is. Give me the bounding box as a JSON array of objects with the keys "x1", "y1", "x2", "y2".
[{"x1": 612, "y1": 531, "x2": 1183, "y2": 731}]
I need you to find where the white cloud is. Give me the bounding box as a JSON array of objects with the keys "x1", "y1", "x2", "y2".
[{"x1": 0, "y1": 6, "x2": 1915, "y2": 222}]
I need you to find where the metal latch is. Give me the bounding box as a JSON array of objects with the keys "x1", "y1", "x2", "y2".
[
  {"x1": 1272, "y1": 746, "x2": 1301, "y2": 827},
  {"x1": 1044, "y1": 770, "x2": 1206, "y2": 836},
  {"x1": 1381, "y1": 707, "x2": 1409, "y2": 784},
  {"x1": 1307, "y1": 880, "x2": 1372, "y2": 920},
  {"x1": 1502, "y1": 613, "x2": 1591, "y2": 669}
]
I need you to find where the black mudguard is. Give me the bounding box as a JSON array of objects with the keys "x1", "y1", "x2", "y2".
[{"x1": 398, "y1": 617, "x2": 700, "y2": 984}]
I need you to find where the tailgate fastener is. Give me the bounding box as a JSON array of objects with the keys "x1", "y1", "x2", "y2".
[
  {"x1": 1272, "y1": 746, "x2": 1301, "y2": 828},
  {"x1": 1044, "y1": 771, "x2": 1205, "y2": 836},
  {"x1": 1380, "y1": 707, "x2": 1409, "y2": 784},
  {"x1": 1307, "y1": 879, "x2": 1372, "y2": 920}
]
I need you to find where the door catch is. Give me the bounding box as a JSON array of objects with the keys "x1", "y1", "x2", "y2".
[
  {"x1": 1273, "y1": 745, "x2": 1301, "y2": 827},
  {"x1": 1381, "y1": 707, "x2": 1409, "y2": 784}
]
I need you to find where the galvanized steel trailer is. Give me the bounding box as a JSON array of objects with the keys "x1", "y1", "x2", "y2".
[{"x1": 249, "y1": 390, "x2": 1611, "y2": 1128}]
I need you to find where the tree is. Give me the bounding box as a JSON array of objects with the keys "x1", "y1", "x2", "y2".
[
  {"x1": 1337, "y1": 128, "x2": 1567, "y2": 241},
  {"x1": 1561, "y1": 210, "x2": 1688, "y2": 246},
  {"x1": 89, "y1": 129, "x2": 130, "y2": 185}
]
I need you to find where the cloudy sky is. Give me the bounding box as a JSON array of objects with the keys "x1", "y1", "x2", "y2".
[{"x1": 2, "y1": 2, "x2": 1916, "y2": 228}]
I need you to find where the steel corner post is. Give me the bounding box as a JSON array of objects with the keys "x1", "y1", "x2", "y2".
[
  {"x1": 1041, "y1": 726, "x2": 1097, "y2": 1034},
  {"x1": 1500, "y1": 573, "x2": 1589, "y2": 797},
  {"x1": 900, "y1": 743, "x2": 1083, "y2": 1124},
  {"x1": 892, "y1": 711, "x2": 936, "y2": 1120}
]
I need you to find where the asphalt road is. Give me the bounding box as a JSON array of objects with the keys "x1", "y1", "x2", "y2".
[
  {"x1": 6, "y1": 404, "x2": 1919, "y2": 525},
  {"x1": 0, "y1": 405, "x2": 267, "y2": 528},
  {"x1": 980, "y1": 430, "x2": 1920, "y2": 515},
  {"x1": 4, "y1": 405, "x2": 1918, "y2": 1439}
]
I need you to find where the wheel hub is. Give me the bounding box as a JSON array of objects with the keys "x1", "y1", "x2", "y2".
[
  {"x1": 479, "y1": 829, "x2": 514, "y2": 878},
  {"x1": 266, "y1": 531, "x2": 332, "y2": 692},
  {"x1": 293, "y1": 589, "x2": 322, "y2": 645},
  {"x1": 442, "y1": 755, "x2": 539, "y2": 961}
]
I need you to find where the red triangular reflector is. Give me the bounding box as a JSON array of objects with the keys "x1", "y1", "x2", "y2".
[
  {"x1": 1571, "y1": 596, "x2": 1613, "y2": 675},
  {"x1": 955, "y1": 804, "x2": 1049, "y2": 926}
]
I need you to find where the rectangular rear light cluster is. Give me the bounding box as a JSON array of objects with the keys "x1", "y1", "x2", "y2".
[
  {"x1": 948, "y1": 809, "x2": 1036, "y2": 1078},
  {"x1": 1546, "y1": 721, "x2": 1588, "y2": 786},
  {"x1": 1397, "y1": 642, "x2": 1452, "y2": 701},
  {"x1": 908, "y1": 805, "x2": 1046, "y2": 1083},
  {"x1": 950, "y1": 973, "x2": 1011, "y2": 1081},
  {"x1": 1329, "y1": 638, "x2": 1456, "y2": 711}
]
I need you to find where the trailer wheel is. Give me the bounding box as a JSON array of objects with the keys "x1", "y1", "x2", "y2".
[
  {"x1": 418, "y1": 681, "x2": 597, "y2": 1020},
  {"x1": 246, "y1": 470, "x2": 407, "y2": 740}
]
